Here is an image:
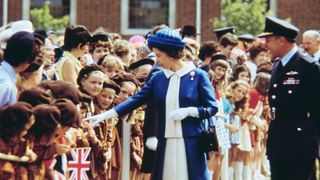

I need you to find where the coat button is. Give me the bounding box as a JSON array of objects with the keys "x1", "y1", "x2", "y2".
[
  {"x1": 297, "y1": 127, "x2": 302, "y2": 131},
  {"x1": 272, "y1": 95, "x2": 276, "y2": 99},
  {"x1": 288, "y1": 90, "x2": 292, "y2": 94},
  {"x1": 273, "y1": 84, "x2": 277, "y2": 88}
]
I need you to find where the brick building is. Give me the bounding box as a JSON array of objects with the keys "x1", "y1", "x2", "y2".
[{"x1": 0, "y1": 0, "x2": 319, "y2": 42}]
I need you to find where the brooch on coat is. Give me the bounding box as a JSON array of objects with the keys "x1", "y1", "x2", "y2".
[{"x1": 190, "y1": 71, "x2": 195, "y2": 80}]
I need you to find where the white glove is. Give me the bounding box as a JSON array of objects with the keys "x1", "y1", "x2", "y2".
[
  {"x1": 169, "y1": 107, "x2": 199, "y2": 121},
  {"x1": 146, "y1": 137, "x2": 158, "y2": 151},
  {"x1": 83, "y1": 109, "x2": 118, "y2": 127}
]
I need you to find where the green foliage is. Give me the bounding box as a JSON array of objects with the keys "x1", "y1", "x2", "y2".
[
  {"x1": 213, "y1": 0, "x2": 272, "y2": 36},
  {"x1": 30, "y1": 1, "x2": 69, "y2": 31}
]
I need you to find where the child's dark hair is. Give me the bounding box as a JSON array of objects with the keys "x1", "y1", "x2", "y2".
[
  {"x1": 198, "y1": 41, "x2": 220, "y2": 61},
  {"x1": 102, "y1": 80, "x2": 121, "y2": 94},
  {"x1": 232, "y1": 64, "x2": 251, "y2": 82},
  {"x1": 253, "y1": 72, "x2": 271, "y2": 96}
]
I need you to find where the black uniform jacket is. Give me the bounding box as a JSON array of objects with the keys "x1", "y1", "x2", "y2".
[{"x1": 267, "y1": 50, "x2": 320, "y2": 160}]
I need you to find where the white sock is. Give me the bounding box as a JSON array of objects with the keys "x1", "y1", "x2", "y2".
[
  {"x1": 255, "y1": 161, "x2": 262, "y2": 176},
  {"x1": 243, "y1": 165, "x2": 251, "y2": 180},
  {"x1": 234, "y1": 162, "x2": 243, "y2": 180},
  {"x1": 208, "y1": 170, "x2": 213, "y2": 179},
  {"x1": 228, "y1": 167, "x2": 234, "y2": 180},
  {"x1": 221, "y1": 153, "x2": 229, "y2": 180}
]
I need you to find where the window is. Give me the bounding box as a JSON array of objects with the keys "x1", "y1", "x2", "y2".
[
  {"x1": 31, "y1": 0, "x2": 70, "y2": 18},
  {"x1": 121, "y1": 0, "x2": 176, "y2": 35}
]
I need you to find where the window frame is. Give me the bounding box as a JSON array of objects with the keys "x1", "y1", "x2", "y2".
[{"x1": 120, "y1": 0, "x2": 176, "y2": 35}]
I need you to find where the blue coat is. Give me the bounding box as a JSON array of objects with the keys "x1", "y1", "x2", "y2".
[{"x1": 114, "y1": 67, "x2": 218, "y2": 180}]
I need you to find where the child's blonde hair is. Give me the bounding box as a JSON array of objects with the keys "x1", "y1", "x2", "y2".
[{"x1": 100, "y1": 55, "x2": 125, "y2": 71}]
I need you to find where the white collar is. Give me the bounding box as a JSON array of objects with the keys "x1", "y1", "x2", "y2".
[
  {"x1": 313, "y1": 50, "x2": 320, "y2": 60},
  {"x1": 281, "y1": 45, "x2": 298, "y2": 66},
  {"x1": 163, "y1": 62, "x2": 195, "y2": 79}
]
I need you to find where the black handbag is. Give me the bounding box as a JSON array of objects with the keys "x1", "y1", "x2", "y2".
[{"x1": 200, "y1": 116, "x2": 219, "y2": 153}]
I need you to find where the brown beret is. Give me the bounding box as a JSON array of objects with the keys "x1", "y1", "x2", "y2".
[
  {"x1": 31, "y1": 104, "x2": 60, "y2": 138},
  {"x1": 19, "y1": 87, "x2": 51, "y2": 106},
  {"x1": 77, "y1": 64, "x2": 105, "y2": 87},
  {"x1": 128, "y1": 58, "x2": 154, "y2": 70},
  {"x1": 102, "y1": 80, "x2": 121, "y2": 94},
  {"x1": 0, "y1": 102, "x2": 33, "y2": 131},
  {"x1": 111, "y1": 72, "x2": 140, "y2": 87},
  {"x1": 38, "y1": 80, "x2": 82, "y2": 105},
  {"x1": 52, "y1": 98, "x2": 81, "y2": 128}
]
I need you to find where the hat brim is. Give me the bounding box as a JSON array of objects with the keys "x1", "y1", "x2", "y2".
[{"x1": 257, "y1": 32, "x2": 274, "y2": 38}]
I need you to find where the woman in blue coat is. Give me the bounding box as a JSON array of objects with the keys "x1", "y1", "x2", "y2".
[{"x1": 86, "y1": 28, "x2": 218, "y2": 180}]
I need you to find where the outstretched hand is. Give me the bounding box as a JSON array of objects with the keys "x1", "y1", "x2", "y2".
[
  {"x1": 83, "y1": 109, "x2": 118, "y2": 127},
  {"x1": 83, "y1": 113, "x2": 108, "y2": 126}
]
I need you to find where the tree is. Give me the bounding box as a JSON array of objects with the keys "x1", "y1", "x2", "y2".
[
  {"x1": 213, "y1": 0, "x2": 271, "y2": 36},
  {"x1": 30, "y1": 1, "x2": 69, "y2": 31}
]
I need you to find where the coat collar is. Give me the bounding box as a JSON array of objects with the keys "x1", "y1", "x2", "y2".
[
  {"x1": 163, "y1": 62, "x2": 195, "y2": 79},
  {"x1": 1, "y1": 61, "x2": 16, "y2": 84}
]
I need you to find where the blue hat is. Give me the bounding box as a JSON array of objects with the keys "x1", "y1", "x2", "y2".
[
  {"x1": 147, "y1": 28, "x2": 185, "y2": 51},
  {"x1": 258, "y1": 16, "x2": 299, "y2": 40}
]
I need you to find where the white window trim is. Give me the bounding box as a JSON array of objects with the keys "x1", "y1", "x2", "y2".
[
  {"x1": 121, "y1": 0, "x2": 176, "y2": 35},
  {"x1": 70, "y1": 0, "x2": 77, "y2": 24},
  {"x1": 22, "y1": 0, "x2": 30, "y2": 20},
  {"x1": 270, "y1": 0, "x2": 277, "y2": 16},
  {"x1": 25, "y1": 0, "x2": 76, "y2": 24}
]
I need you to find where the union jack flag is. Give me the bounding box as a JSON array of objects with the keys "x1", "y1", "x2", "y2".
[{"x1": 67, "y1": 147, "x2": 92, "y2": 180}]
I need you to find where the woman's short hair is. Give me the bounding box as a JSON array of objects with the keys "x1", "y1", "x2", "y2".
[{"x1": 63, "y1": 25, "x2": 91, "y2": 51}]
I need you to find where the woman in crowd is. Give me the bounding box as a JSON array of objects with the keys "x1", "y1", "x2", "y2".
[
  {"x1": 56, "y1": 25, "x2": 91, "y2": 87},
  {"x1": 85, "y1": 28, "x2": 218, "y2": 180}
]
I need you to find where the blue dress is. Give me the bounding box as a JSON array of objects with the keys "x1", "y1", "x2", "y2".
[{"x1": 114, "y1": 63, "x2": 218, "y2": 180}]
